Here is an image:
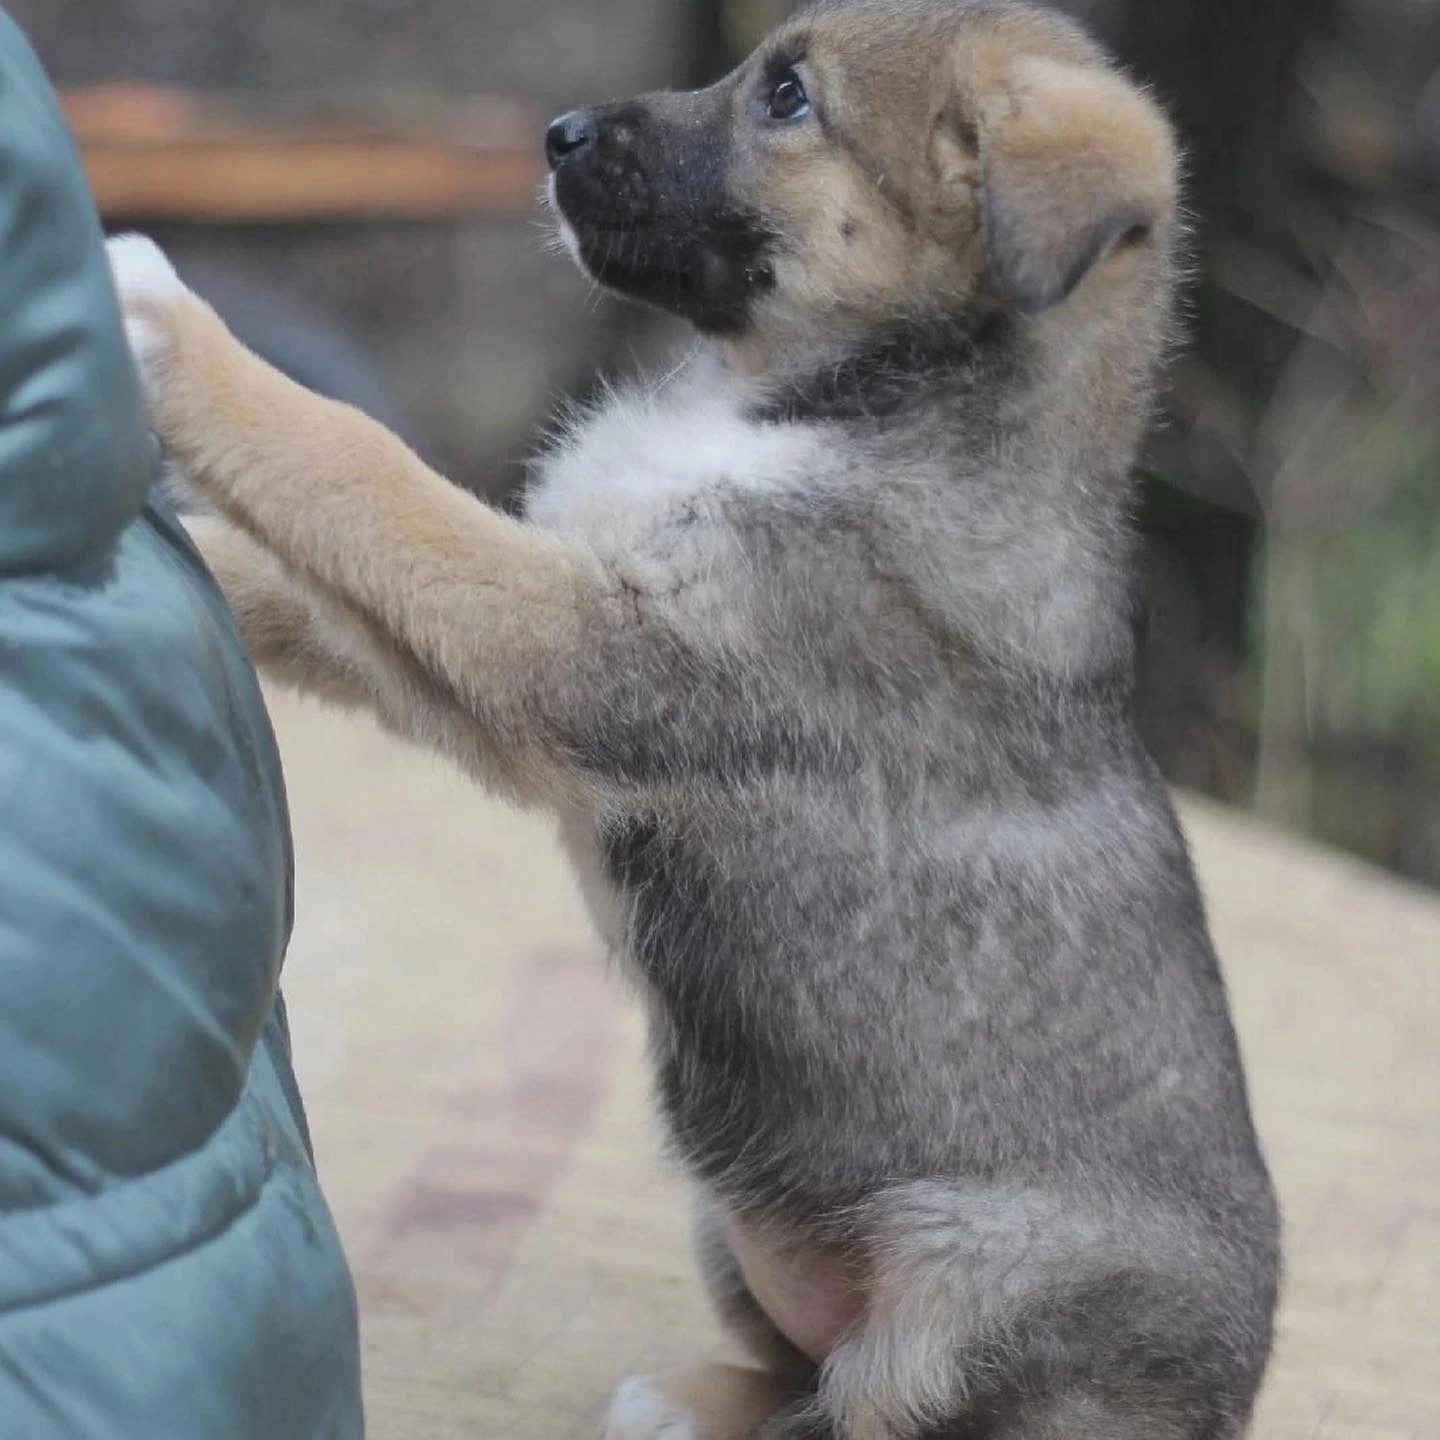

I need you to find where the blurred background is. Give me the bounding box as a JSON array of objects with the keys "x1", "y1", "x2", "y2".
[{"x1": 14, "y1": 0, "x2": 1440, "y2": 887}]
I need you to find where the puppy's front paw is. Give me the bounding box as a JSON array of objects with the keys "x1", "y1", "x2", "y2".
[{"x1": 105, "y1": 233, "x2": 191, "y2": 402}]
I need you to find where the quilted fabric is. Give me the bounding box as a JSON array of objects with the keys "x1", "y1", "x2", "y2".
[{"x1": 0, "y1": 10, "x2": 362, "y2": 1434}]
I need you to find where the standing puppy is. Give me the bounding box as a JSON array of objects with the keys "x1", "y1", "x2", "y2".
[{"x1": 108, "y1": 1, "x2": 1281, "y2": 1436}]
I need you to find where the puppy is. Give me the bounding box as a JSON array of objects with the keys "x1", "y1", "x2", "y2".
[{"x1": 108, "y1": 1, "x2": 1281, "y2": 1436}]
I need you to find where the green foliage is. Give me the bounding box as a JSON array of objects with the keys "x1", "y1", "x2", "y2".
[{"x1": 1308, "y1": 504, "x2": 1440, "y2": 753}]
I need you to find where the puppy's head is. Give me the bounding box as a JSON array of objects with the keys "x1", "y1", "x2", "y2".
[{"x1": 546, "y1": 0, "x2": 1178, "y2": 370}]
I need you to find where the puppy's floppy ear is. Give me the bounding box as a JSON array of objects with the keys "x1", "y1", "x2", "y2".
[{"x1": 968, "y1": 54, "x2": 1178, "y2": 312}]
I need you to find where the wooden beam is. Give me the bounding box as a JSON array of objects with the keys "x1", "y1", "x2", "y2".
[{"x1": 60, "y1": 84, "x2": 545, "y2": 223}]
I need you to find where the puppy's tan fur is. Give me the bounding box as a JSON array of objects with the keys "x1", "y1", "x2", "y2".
[
  {"x1": 110, "y1": 4, "x2": 1280, "y2": 1438},
  {"x1": 130, "y1": 298, "x2": 619, "y2": 809}
]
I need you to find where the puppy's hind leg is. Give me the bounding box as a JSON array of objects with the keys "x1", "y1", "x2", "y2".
[
  {"x1": 807, "y1": 1184, "x2": 1272, "y2": 1440},
  {"x1": 693, "y1": 1196, "x2": 816, "y2": 1388},
  {"x1": 817, "y1": 1306, "x2": 1230, "y2": 1440},
  {"x1": 605, "y1": 1199, "x2": 817, "y2": 1440}
]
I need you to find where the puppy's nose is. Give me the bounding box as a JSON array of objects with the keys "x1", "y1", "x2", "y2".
[{"x1": 546, "y1": 110, "x2": 596, "y2": 169}]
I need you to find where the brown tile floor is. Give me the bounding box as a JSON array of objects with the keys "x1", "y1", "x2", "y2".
[{"x1": 268, "y1": 691, "x2": 1440, "y2": 1440}]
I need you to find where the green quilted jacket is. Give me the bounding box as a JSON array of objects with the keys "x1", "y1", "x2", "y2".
[{"x1": 0, "y1": 12, "x2": 363, "y2": 1436}]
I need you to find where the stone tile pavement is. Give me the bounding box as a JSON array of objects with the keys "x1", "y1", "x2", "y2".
[{"x1": 268, "y1": 691, "x2": 1440, "y2": 1440}]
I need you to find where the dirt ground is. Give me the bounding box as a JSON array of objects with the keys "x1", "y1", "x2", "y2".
[{"x1": 268, "y1": 689, "x2": 1440, "y2": 1440}]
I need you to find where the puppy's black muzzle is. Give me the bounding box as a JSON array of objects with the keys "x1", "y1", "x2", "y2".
[
  {"x1": 544, "y1": 93, "x2": 776, "y2": 335},
  {"x1": 547, "y1": 101, "x2": 655, "y2": 224}
]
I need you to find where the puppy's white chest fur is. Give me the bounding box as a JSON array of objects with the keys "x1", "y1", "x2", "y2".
[{"x1": 524, "y1": 356, "x2": 822, "y2": 544}]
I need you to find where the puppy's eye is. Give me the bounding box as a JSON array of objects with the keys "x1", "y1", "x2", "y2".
[{"x1": 766, "y1": 70, "x2": 811, "y2": 122}]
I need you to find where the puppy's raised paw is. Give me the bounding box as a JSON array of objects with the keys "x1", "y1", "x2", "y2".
[{"x1": 105, "y1": 233, "x2": 191, "y2": 399}]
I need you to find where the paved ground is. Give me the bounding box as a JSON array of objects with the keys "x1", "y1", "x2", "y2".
[{"x1": 268, "y1": 690, "x2": 1440, "y2": 1440}]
